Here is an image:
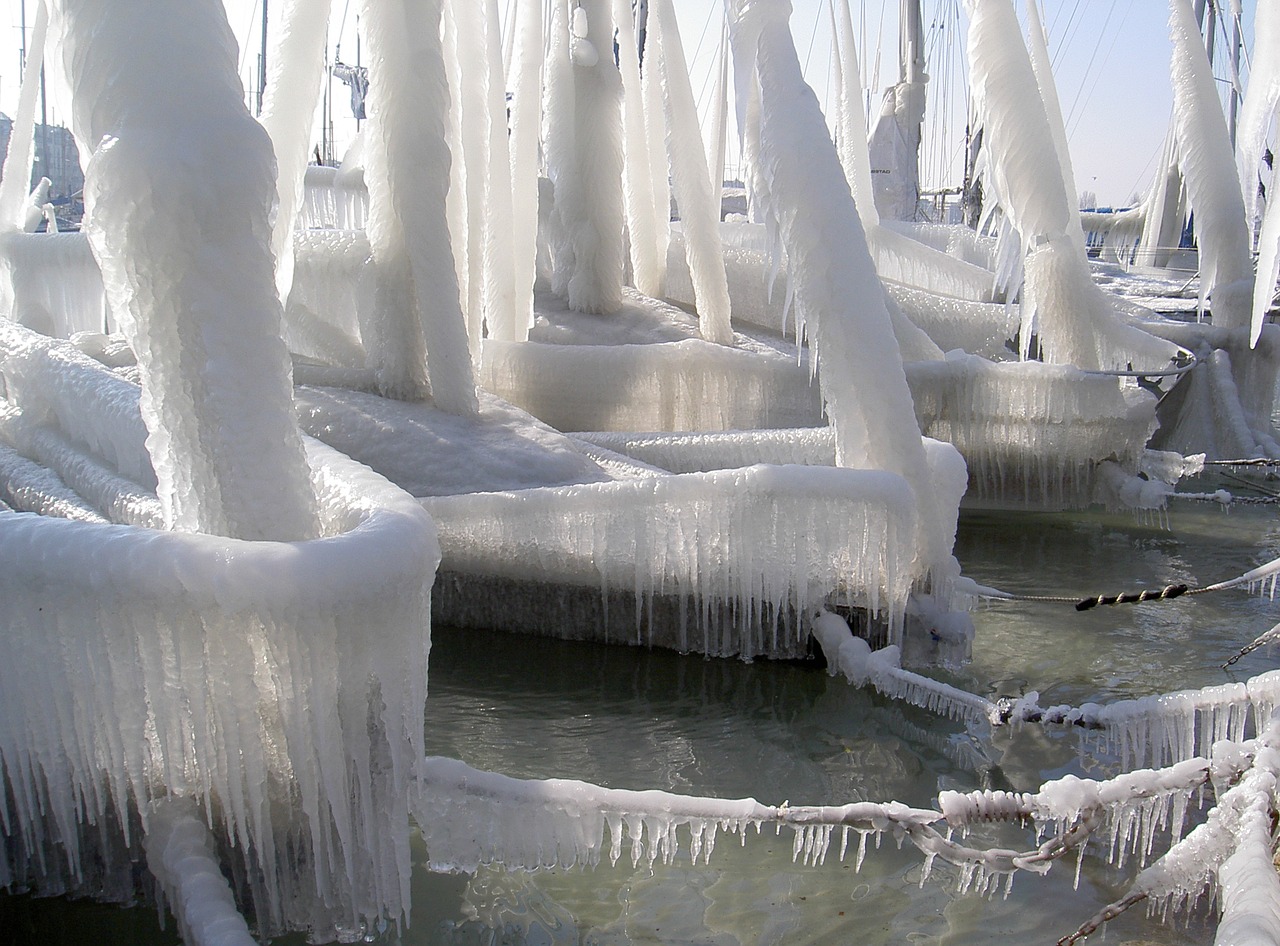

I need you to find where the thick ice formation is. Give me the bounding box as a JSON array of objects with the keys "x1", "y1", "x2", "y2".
[
  {"x1": 257, "y1": 0, "x2": 331, "y2": 307},
  {"x1": 728, "y1": 0, "x2": 958, "y2": 576},
  {"x1": 413, "y1": 756, "x2": 941, "y2": 875},
  {"x1": 649, "y1": 0, "x2": 733, "y2": 344},
  {"x1": 506, "y1": 0, "x2": 543, "y2": 336},
  {"x1": 0, "y1": 441, "x2": 439, "y2": 937},
  {"x1": 544, "y1": 0, "x2": 626, "y2": 314},
  {"x1": 1237, "y1": 0, "x2": 1280, "y2": 346},
  {"x1": 144, "y1": 799, "x2": 256, "y2": 946},
  {"x1": 424, "y1": 464, "x2": 920, "y2": 656},
  {"x1": 0, "y1": 0, "x2": 47, "y2": 232},
  {"x1": 359, "y1": 0, "x2": 478, "y2": 412},
  {"x1": 1167, "y1": 0, "x2": 1256, "y2": 340},
  {"x1": 966, "y1": 0, "x2": 1180, "y2": 372},
  {"x1": 48, "y1": 0, "x2": 318, "y2": 540}
]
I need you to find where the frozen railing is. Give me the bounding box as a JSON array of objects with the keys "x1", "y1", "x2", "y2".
[
  {"x1": 298, "y1": 164, "x2": 368, "y2": 230},
  {"x1": 423, "y1": 463, "x2": 920, "y2": 657},
  {"x1": 0, "y1": 441, "x2": 438, "y2": 938},
  {"x1": 0, "y1": 231, "x2": 108, "y2": 338},
  {"x1": 0, "y1": 321, "x2": 439, "y2": 936}
]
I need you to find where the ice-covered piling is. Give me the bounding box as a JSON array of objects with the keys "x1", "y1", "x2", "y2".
[
  {"x1": 544, "y1": 0, "x2": 627, "y2": 314},
  {"x1": 258, "y1": 0, "x2": 331, "y2": 307},
  {"x1": 359, "y1": 0, "x2": 479, "y2": 412},
  {"x1": 48, "y1": 0, "x2": 318, "y2": 540}
]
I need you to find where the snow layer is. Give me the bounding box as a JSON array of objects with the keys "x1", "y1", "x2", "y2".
[
  {"x1": 0, "y1": 441, "x2": 438, "y2": 938},
  {"x1": 49, "y1": 0, "x2": 319, "y2": 540}
]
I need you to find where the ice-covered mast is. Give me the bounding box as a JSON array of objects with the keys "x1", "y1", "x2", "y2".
[
  {"x1": 868, "y1": 0, "x2": 926, "y2": 221},
  {"x1": 965, "y1": 0, "x2": 1178, "y2": 372},
  {"x1": 1166, "y1": 0, "x2": 1255, "y2": 340},
  {"x1": 357, "y1": 0, "x2": 479, "y2": 413},
  {"x1": 726, "y1": 0, "x2": 960, "y2": 577},
  {"x1": 47, "y1": 0, "x2": 319, "y2": 540}
]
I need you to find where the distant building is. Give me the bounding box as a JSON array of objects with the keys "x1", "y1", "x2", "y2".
[{"x1": 0, "y1": 114, "x2": 84, "y2": 229}]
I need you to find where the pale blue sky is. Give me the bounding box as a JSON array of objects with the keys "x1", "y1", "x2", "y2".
[{"x1": 0, "y1": 0, "x2": 1251, "y2": 209}]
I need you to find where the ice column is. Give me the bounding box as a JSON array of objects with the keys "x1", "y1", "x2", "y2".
[
  {"x1": 545, "y1": 0, "x2": 626, "y2": 314},
  {"x1": 47, "y1": 0, "x2": 318, "y2": 540},
  {"x1": 830, "y1": 0, "x2": 877, "y2": 228},
  {"x1": 0, "y1": 1, "x2": 46, "y2": 231},
  {"x1": 1236, "y1": 0, "x2": 1280, "y2": 345},
  {"x1": 358, "y1": 0, "x2": 479, "y2": 414},
  {"x1": 507, "y1": 0, "x2": 543, "y2": 335},
  {"x1": 1167, "y1": 0, "x2": 1256, "y2": 340},
  {"x1": 258, "y1": 0, "x2": 331, "y2": 307},
  {"x1": 726, "y1": 0, "x2": 954, "y2": 573},
  {"x1": 613, "y1": 0, "x2": 666, "y2": 298},
  {"x1": 650, "y1": 0, "x2": 734, "y2": 344},
  {"x1": 966, "y1": 0, "x2": 1178, "y2": 372}
]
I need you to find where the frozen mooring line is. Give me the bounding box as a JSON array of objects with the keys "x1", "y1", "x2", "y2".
[{"x1": 413, "y1": 710, "x2": 1280, "y2": 946}]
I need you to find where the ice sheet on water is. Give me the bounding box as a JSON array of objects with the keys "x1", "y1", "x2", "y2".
[{"x1": 0, "y1": 440, "x2": 438, "y2": 938}]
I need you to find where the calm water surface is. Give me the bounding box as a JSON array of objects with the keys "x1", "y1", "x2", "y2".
[{"x1": 4, "y1": 481, "x2": 1277, "y2": 945}]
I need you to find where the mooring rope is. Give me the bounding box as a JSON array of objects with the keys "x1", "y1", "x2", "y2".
[{"x1": 983, "y1": 555, "x2": 1280, "y2": 611}]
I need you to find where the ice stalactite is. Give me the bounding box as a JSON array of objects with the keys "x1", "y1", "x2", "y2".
[
  {"x1": 506, "y1": 0, "x2": 543, "y2": 336},
  {"x1": 613, "y1": 0, "x2": 664, "y2": 298},
  {"x1": 1167, "y1": 0, "x2": 1256, "y2": 341},
  {"x1": 480, "y1": 0, "x2": 518, "y2": 341},
  {"x1": 966, "y1": 0, "x2": 1179, "y2": 373},
  {"x1": 649, "y1": 0, "x2": 733, "y2": 344},
  {"x1": 258, "y1": 0, "x2": 330, "y2": 307},
  {"x1": 359, "y1": 0, "x2": 479, "y2": 414},
  {"x1": 425, "y1": 464, "x2": 920, "y2": 656},
  {"x1": 47, "y1": 0, "x2": 318, "y2": 540},
  {"x1": 0, "y1": 0, "x2": 46, "y2": 232},
  {"x1": 726, "y1": 0, "x2": 961, "y2": 581},
  {"x1": 545, "y1": 0, "x2": 626, "y2": 314}
]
